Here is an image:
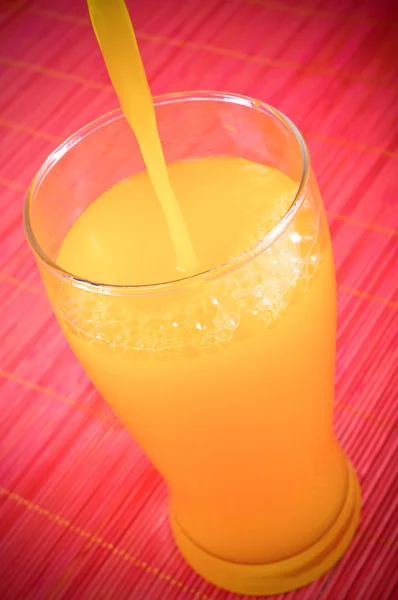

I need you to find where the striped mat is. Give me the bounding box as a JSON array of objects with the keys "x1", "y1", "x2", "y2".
[{"x1": 0, "y1": 0, "x2": 397, "y2": 598}]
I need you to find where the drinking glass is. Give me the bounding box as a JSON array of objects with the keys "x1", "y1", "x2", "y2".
[{"x1": 24, "y1": 92, "x2": 360, "y2": 596}]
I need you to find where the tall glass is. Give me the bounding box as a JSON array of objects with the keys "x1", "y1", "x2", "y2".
[{"x1": 24, "y1": 92, "x2": 360, "y2": 596}]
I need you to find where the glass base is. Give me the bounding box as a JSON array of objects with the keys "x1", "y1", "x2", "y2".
[{"x1": 170, "y1": 462, "x2": 361, "y2": 596}]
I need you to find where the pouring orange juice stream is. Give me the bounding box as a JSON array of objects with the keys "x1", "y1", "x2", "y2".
[
  {"x1": 87, "y1": 0, "x2": 197, "y2": 274},
  {"x1": 53, "y1": 0, "x2": 352, "y2": 593}
]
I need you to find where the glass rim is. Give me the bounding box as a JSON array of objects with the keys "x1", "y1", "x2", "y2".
[{"x1": 24, "y1": 90, "x2": 310, "y2": 296}]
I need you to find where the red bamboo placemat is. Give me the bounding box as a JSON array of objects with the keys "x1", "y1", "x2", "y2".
[{"x1": 0, "y1": 0, "x2": 397, "y2": 598}]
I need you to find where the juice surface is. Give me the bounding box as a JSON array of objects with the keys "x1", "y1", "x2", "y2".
[
  {"x1": 56, "y1": 157, "x2": 347, "y2": 563},
  {"x1": 57, "y1": 157, "x2": 297, "y2": 285}
]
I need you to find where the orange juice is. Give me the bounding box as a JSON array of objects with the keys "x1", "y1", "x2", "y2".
[
  {"x1": 87, "y1": 0, "x2": 197, "y2": 272},
  {"x1": 55, "y1": 156, "x2": 353, "y2": 585},
  {"x1": 23, "y1": 0, "x2": 360, "y2": 594}
]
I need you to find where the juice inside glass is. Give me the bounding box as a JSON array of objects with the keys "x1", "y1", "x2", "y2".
[{"x1": 24, "y1": 93, "x2": 360, "y2": 595}]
